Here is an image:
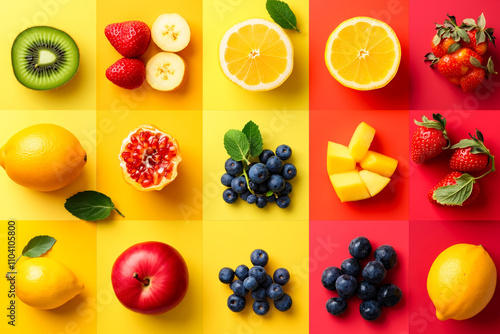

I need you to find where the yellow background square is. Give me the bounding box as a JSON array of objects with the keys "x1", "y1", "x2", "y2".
[
  {"x1": 203, "y1": 0, "x2": 309, "y2": 110},
  {"x1": 203, "y1": 110, "x2": 309, "y2": 221},
  {"x1": 203, "y1": 220, "x2": 309, "y2": 333},
  {"x1": 96, "y1": 0, "x2": 202, "y2": 111},
  {"x1": 0, "y1": 0, "x2": 96, "y2": 110},
  {"x1": 0, "y1": 220, "x2": 96, "y2": 334},
  {"x1": 96, "y1": 220, "x2": 202, "y2": 334},
  {"x1": 0, "y1": 110, "x2": 96, "y2": 220},
  {"x1": 96, "y1": 110, "x2": 203, "y2": 221}
]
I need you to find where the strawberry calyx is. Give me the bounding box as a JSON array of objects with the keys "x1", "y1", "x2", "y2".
[
  {"x1": 424, "y1": 52, "x2": 440, "y2": 67},
  {"x1": 460, "y1": 13, "x2": 496, "y2": 47},
  {"x1": 414, "y1": 113, "x2": 451, "y2": 149},
  {"x1": 433, "y1": 14, "x2": 470, "y2": 46},
  {"x1": 470, "y1": 56, "x2": 497, "y2": 77}
]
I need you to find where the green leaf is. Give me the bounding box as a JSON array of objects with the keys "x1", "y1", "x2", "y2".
[
  {"x1": 433, "y1": 174, "x2": 475, "y2": 206},
  {"x1": 477, "y1": 30, "x2": 486, "y2": 44},
  {"x1": 22, "y1": 236, "x2": 56, "y2": 258},
  {"x1": 448, "y1": 42, "x2": 461, "y2": 53},
  {"x1": 451, "y1": 30, "x2": 459, "y2": 42},
  {"x1": 457, "y1": 28, "x2": 470, "y2": 43},
  {"x1": 242, "y1": 121, "x2": 263, "y2": 158},
  {"x1": 444, "y1": 20, "x2": 454, "y2": 29},
  {"x1": 470, "y1": 56, "x2": 482, "y2": 68},
  {"x1": 447, "y1": 14, "x2": 457, "y2": 26},
  {"x1": 65, "y1": 191, "x2": 125, "y2": 221},
  {"x1": 266, "y1": 190, "x2": 274, "y2": 197},
  {"x1": 462, "y1": 18, "x2": 476, "y2": 26},
  {"x1": 266, "y1": 0, "x2": 300, "y2": 32},
  {"x1": 451, "y1": 138, "x2": 477, "y2": 149},
  {"x1": 224, "y1": 129, "x2": 250, "y2": 162},
  {"x1": 432, "y1": 34, "x2": 441, "y2": 46},
  {"x1": 478, "y1": 13, "x2": 486, "y2": 30},
  {"x1": 487, "y1": 57, "x2": 496, "y2": 74}
]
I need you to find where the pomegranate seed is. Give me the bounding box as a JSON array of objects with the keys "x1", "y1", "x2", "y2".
[
  {"x1": 159, "y1": 136, "x2": 169, "y2": 149},
  {"x1": 168, "y1": 146, "x2": 177, "y2": 154},
  {"x1": 130, "y1": 136, "x2": 138, "y2": 144},
  {"x1": 126, "y1": 143, "x2": 134, "y2": 151},
  {"x1": 121, "y1": 152, "x2": 131, "y2": 158},
  {"x1": 141, "y1": 179, "x2": 152, "y2": 188}
]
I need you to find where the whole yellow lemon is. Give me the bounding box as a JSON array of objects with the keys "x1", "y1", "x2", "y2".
[
  {"x1": 16, "y1": 257, "x2": 84, "y2": 309},
  {"x1": 0, "y1": 124, "x2": 86, "y2": 191},
  {"x1": 427, "y1": 243, "x2": 497, "y2": 320}
]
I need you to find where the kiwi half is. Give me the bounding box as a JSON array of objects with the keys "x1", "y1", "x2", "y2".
[{"x1": 11, "y1": 26, "x2": 79, "y2": 90}]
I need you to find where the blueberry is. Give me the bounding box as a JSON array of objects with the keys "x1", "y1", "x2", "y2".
[
  {"x1": 243, "y1": 276, "x2": 259, "y2": 291},
  {"x1": 249, "y1": 180, "x2": 258, "y2": 191},
  {"x1": 374, "y1": 245, "x2": 398, "y2": 270},
  {"x1": 326, "y1": 297, "x2": 347, "y2": 316},
  {"x1": 225, "y1": 158, "x2": 243, "y2": 176},
  {"x1": 221, "y1": 173, "x2": 234, "y2": 187},
  {"x1": 362, "y1": 261, "x2": 386, "y2": 284},
  {"x1": 253, "y1": 300, "x2": 270, "y2": 316},
  {"x1": 248, "y1": 163, "x2": 269, "y2": 184},
  {"x1": 359, "y1": 300, "x2": 382, "y2": 321},
  {"x1": 335, "y1": 274, "x2": 358, "y2": 299},
  {"x1": 251, "y1": 287, "x2": 267, "y2": 301},
  {"x1": 348, "y1": 236, "x2": 372, "y2": 260},
  {"x1": 273, "y1": 268, "x2": 290, "y2": 285},
  {"x1": 229, "y1": 279, "x2": 241, "y2": 291},
  {"x1": 256, "y1": 183, "x2": 269, "y2": 194},
  {"x1": 341, "y1": 258, "x2": 361, "y2": 277},
  {"x1": 259, "y1": 149, "x2": 275, "y2": 164},
  {"x1": 276, "y1": 195, "x2": 291, "y2": 209},
  {"x1": 357, "y1": 280, "x2": 378, "y2": 301},
  {"x1": 377, "y1": 283, "x2": 402, "y2": 307},
  {"x1": 274, "y1": 293, "x2": 292, "y2": 312},
  {"x1": 235, "y1": 265, "x2": 249, "y2": 281},
  {"x1": 321, "y1": 266, "x2": 342, "y2": 291},
  {"x1": 231, "y1": 176, "x2": 247, "y2": 194},
  {"x1": 227, "y1": 294, "x2": 246, "y2": 312},
  {"x1": 251, "y1": 249, "x2": 269, "y2": 266},
  {"x1": 268, "y1": 174, "x2": 285, "y2": 193},
  {"x1": 267, "y1": 283, "x2": 284, "y2": 300},
  {"x1": 219, "y1": 267, "x2": 235, "y2": 284},
  {"x1": 231, "y1": 279, "x2": 249, "y2": 297},
  {"x1": 280, "y1": 182, "x2": 292, "y2": 196},
  {"x1": 260, "y1": 274, "x2": 273, "y2": 289},
  {"x1": 223, "y1": 189, "x2": 238, "y2": 204},
  {"x1": 240, "y1": 190, "x2": 251, "y2": 201},
  {"x1": 276, "y1": 145, "x2": 292, "y2": 160},
  {"x1": 281, "y1": 163, "x2": 297, "y2": 180},
  {"x1": 267, "y1": 194, "x2": 277, "y2": 203},
  {"x1": 266, "y1": 156, "x2": 283, "y2": 174},
  {"x1": 247, "y1": 194, "x2": 257, "y2": 204},
  {"x1": 249, "y1": 266, "x2": 267, "y2": 284},
  {"x1": 256, "y1": 196, "x2": 268, "y2": 208}
]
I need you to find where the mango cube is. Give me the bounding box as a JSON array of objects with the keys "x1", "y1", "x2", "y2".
[
  {"x1": 359, "y1": 151, "x2": 398, "y2": 178},
  {"x1": 348, "y1": 122, "x2": 376, "y2": 162},
  {"x1": 359, "y1": 170, "x2": 391, "y2": 197},
  {"x1": 329, "y1": 171, "x2": 371, "y2": 202},
  {"x1": 327, "y1": 141, "x2": 356, "y2": 175}
]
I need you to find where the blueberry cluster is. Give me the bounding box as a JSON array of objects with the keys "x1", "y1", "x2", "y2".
[
  {"x1": 222, "y1": 145, "x2": 297, "y2": 209},
  {"x1": 321, "y1": 236, "x2": 402, "y2": 321},
  {"x1": 219, "y1": 249, "x2": 292, "y2": 315}
]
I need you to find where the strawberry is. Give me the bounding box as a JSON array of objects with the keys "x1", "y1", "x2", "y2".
[
  {"x1": 447, "y1": 77, "x2": 461, "y2": 85},
  {"x1": 431, "y1": 37, "x2": 455, "y2": 58},
  {"x1": 428, "y1": 171, "x2": 480, "y2": 206},
  {"x1": 106, "y1": 58, "x2": 145, "y2": 90},
  {"x1": 453, "y1": 48, "x2": 483, "y2": 68},
  {"x1": 459, "y1": 67, "x2": 485, "y2": 92},
  {"x1": 449, "y1": 130, "x2": 492, "y2": 172},
  {"x1": 437, "y1": 54, "x2": 468, "y2": 78},
  {"x1": 105, "y1": 21, "x2": 151, "y2": 58},
  {"x1": 411, "y1": 114, "x2": 450, "y2": 164},
  {"x1": 459, "y1": 13, "x2": 496, "y2": 56},
  {"x1": 460, "y1": 30, "x2": 489, "y2": 55}
]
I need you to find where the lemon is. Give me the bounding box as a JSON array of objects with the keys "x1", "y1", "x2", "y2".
[
  {"x1": 219, "y1": 18, "x2": 294, "y2": 91},
  {"x1": 0, "y1": 124, "x2": 87, "y2": 191},
  {"x1": 427, "y1": 243, "x2": 497, "y2": 320},
  {"x1": 325, "y1": 17, "x2": 401, "y2": 90},
  {"x1": 17, "y1": 257, "x2": 84, "y2": 310}
]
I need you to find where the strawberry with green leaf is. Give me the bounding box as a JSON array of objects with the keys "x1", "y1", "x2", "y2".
[
  {"x1": 459, "y1": 13, "x2": 496, "y2": 55},
  {"x1": 449, "y1": 130, "x2": 493, "y2": 172},
  {"x1": 411, "y1": 114, "x2": 450, "y2": 164}
]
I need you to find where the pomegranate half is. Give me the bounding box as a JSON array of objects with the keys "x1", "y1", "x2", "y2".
[{"x1": 119, "y1": 124, "x2": 181, "y2": 191}]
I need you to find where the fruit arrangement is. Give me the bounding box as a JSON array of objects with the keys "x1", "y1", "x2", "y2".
[
  {"x1": 327, "y1": 122, "x2": 398, "y2": 202},
  {"x1": 424, "y1": 13, "x2": 496, "y2": 92},
  {"x1": 427, "y1": 243, "x2": 496, "y2": 320},
  {"x1": 111, "y1": 241, "x2": 189, "y2": 315},
  {"x1": 321, "y1": 236, "x2": 402, "y2": 321},
  {"x1": 11, "y1": 26, "x2": 80, "y2": 90},
  {"x1": 118, "y1": 124, "x2": 181, "y2": 191},
  {"x1": 221, "y1": 121, "x2": 297, "y2": 208},
  {"x1": 105, "y1": 13, "x2": 190, "y2": 91},
  {"x1": 218, "y1": 249, "x2": 292, "y2": 314},
  {"x1": 325, "y1": 17, "x2": 401, "y2": 90},
  {"x1": 411, "y1": 113, "x2": 495, "y2": 206}
]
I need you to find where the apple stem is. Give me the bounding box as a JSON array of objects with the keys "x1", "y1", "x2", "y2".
[{"x1": 132, "y1": 272, "x2": 150, "y2": 286}]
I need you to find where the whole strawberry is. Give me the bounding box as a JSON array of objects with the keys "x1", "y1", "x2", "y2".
[
  {"x1": 431, "y1": 37, "x2": 455, "y2": 58},
  {"x1": 106, "y1": 58, "x2": 145, "y2": 89},
  {"x1": 459, "y1": 67, "x2": 485, "y2": 92},
  {"x1": 459, "y1": 13, "x2": 496, "y2": 56},
  {"x1": 411, "y1": 114, "x2": 450, "y2": 164},
  {"x1": 428, "y1": 171, "x2": 480, "y2": 206},
  {"x1": 437, "y1": 54, "x2": 468, "y2": 78},
  {"x1": 105, "y1": 21, "x2": 151, "y2": 58},
  {"x1": 450, "y1": 130, "x2": 492, "y2": 172}
]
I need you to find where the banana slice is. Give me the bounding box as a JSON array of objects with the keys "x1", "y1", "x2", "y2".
[
  {"x1": 146, "y1": 52, "x2": 186, "y2": 91},
  {"x1": 152, "y1": 13, "x2": 191, "y2": 52}
]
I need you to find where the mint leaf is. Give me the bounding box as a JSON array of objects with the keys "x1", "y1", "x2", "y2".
[
  {"x1": 224, "y1": 129, "x2": 250, "y2": 162},
  {"x1": 65, "y1": 191, "x2": 125, "y2": 221},
  {"x1": 266, "y1": 190, "x2": 274, "y2": 197},
  {"x1": 22, "y1": 235, "x2": 56, "y2": 257},
  {"x1": 433, "y1": 174, "x2": 475, "y2": 205},
  {"x1": 242, "y1": 121, "x2": 263, "y2": 158},
  {"x1": 266, "y1": 0, "x2": 300, "y2": 32}
]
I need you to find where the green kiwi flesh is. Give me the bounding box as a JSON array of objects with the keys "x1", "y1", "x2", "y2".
[{"x1": 11, "y1": 26, "x2": 79, "y2": 90}]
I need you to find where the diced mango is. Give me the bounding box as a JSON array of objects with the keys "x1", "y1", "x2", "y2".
[
  {"x1": 329, "y1": 171, "x2": 371, "y2": 202},
  {"x1": 348, "y1": 122, "x2": 376, "y2": 162},
  {"x1": 359, "y1": 151, "x2": 398, "y2": 178},
  {"x1": 358, "y1": 170, "x2": 391, "y2": 197},
  {"x1": 327, "y1": 141, "x2": 356, "y2": 175}
]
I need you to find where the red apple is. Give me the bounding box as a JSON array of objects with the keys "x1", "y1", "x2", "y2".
[{"x1": 111, "y1": 241, "x2": 189, "y2": 315}]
